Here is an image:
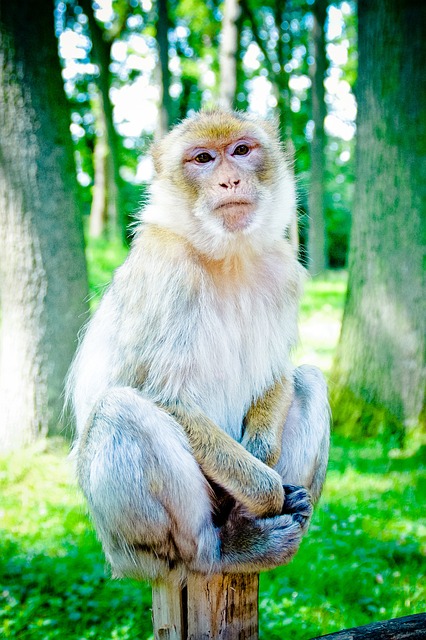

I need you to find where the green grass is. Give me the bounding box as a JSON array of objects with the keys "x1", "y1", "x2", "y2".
[
  {"x1": 297, "y1": 271, "x2": 347, "y2": 375},
  {"x1": 259, "y1": 437, "x2": 426, "y2": 638},
  {"x1": 85, "y1": 237, "x2": 129, "y2": 306},
  {"x1": 1, "y1": 251, "x2": 424, "y2": 639},
  {"x1": 1, "y1": 436, "x2": 424, "y2": 639}
]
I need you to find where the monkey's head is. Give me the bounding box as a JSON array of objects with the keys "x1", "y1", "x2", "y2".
[{"x1": 144, "y1": 110, "x2": 296, "y2": 258}]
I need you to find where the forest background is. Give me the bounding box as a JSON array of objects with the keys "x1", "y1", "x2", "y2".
[{"x1": 0, "y1": 0, "x2": 424, "y2": 638}]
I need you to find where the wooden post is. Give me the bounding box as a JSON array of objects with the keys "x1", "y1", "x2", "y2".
[{"x1": 152, "y1": 573, "x2": 259, "y2": 640}]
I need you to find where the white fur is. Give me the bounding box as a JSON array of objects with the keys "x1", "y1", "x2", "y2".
[
  {"x1": 143, "y1": 165, "x2": 296, "y2": 261},
  {"x1": 71, "y1": 227, "x2": 302, "y2": 444}
]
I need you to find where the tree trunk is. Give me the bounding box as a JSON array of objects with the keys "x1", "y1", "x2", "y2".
[
  {"x1": 219, "y1": 0, "x2": 241, "y2": 110},
  {"x1": 89, "y1": 88, "x2": 118, "y2": 238},
  {"x1": 307, "y1": 0, "x2": 328, "y2": 275},
  {"x1": 0, "y1": 0, "x2": 88, "y2": 451},
  {"x1": 331, "y1": 0, "x2": 426, "y2": 439},
  {"x1": 239, "y1": 0, "x2": 291, "y2": 136},
  {"x1": 156, "y1": 0, "x2": 172, "y2": 137},
  {"x1": 79, "y1": 0, "x2": 125, "y2": 239}
]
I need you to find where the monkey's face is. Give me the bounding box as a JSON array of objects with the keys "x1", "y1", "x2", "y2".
[
  {"x1": 182, "y1": 136, "x2": 266, "y2": 233},
  {"x1": 147, "y1": 110, "x2": 296, "y2": 258}
]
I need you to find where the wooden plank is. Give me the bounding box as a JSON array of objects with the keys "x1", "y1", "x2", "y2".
[
  {"x1": 309, "y1": 613, "x2": 426, "y2": 639},
  {"x1": 152, "y1": 573, "x2": 259, "y2": 640}
]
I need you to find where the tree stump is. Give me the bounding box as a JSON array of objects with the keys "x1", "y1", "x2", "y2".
[{"x1": 152, "y1": 573, "x2": 259, "y2": 640}]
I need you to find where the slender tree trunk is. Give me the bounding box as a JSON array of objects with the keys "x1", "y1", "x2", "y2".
[
  {"x1": 332, "y1": 0, "x2": 426, "y2": 439},
  {"x1": 219, "y1": 0, "x2": 241, "y2": 110},
  {"x1": 239, "y1": 0, "x2": 291, "y2": 135},
  {"x1": 79, "y1": 0, "x2": 125, "y2": 239},
  {"x1": 89, "y1": 88, "x2": 117, "y2": 238},
  {"x1": 156, "y1": 0, "x2": 172, "y2": 136},
  {"x1": 0, "y1": 0, "x2": 89, "y2": 451},
  {"x1": 308, "y1": 0, "x2": 328, "y2": 275}
]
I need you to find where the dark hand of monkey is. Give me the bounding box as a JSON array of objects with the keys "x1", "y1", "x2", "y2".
[
  {"x1": 281, "y1": 484, "x2": 313, "y2": 531},
  {"x1": 209, "y1": 479, "x2": 237, "y2": 527}
]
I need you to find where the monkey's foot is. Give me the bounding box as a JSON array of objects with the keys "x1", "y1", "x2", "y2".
[
  {"x1": 217, "y1": 504, "x2": 304, "y2": 573},
  {"x1": 281, "y1": 485, "x2": 313, "y2": 530}
]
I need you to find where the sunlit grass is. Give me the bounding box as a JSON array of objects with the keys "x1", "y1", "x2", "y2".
[
  {"x1": 259, "y1": 437, "x2": 426, "y2": 638},
  {"x1": 297, "y1": 271, "x2": 347, "y2": 374},
  {"x1": 85, "y1": 237, "x2": 128, "y2": 307},
  {"x1": 1, "y1": 436, "x2": 424, "y2": 639}
]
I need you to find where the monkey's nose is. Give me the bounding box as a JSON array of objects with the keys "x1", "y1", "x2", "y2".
[
  {"x1": 219, "y1": 179, "x2": 240, "y2": 189},
  {"x1": 219, "y1": 180, "x2": 240, "y2": 189}
]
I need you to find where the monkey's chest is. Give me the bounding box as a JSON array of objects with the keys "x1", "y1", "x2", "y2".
[{"x1": 175, "y1": 293, "x2": 292, "y2": 441}]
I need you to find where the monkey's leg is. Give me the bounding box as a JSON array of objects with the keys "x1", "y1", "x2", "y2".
[
  {"x1": 76, "y1": 387, "x2": 219, "y2": 582},
  {"x1": 274, "y1": 364, "x2": 330, "y2": 503},
  {"x1": 215, "y1": 365, "x2": 329, "y2": 574}
]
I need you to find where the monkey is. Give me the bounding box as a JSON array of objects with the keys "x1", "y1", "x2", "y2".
[{"x1": 67, "y1": 109, "x2": 330, "y2": 582}]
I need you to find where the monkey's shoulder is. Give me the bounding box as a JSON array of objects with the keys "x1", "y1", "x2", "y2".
[{"x1": 111, "y1": 228, "x2": 199, "y2": 297}]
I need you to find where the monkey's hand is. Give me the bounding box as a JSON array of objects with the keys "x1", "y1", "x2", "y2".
[
  {"x1": 241, "y1": 376, "x2": 294, "y2": 467},
  {"x1": 218, "y1": 487, "x2": 312, "y2": 573},
  {"x1": 281, "y1": 484, "x2": 313, "y2": 532}
]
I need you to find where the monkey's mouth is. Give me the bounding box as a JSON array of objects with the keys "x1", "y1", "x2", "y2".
[{"x1": 214, "y1": 199, "x2": 256, "y2": 232}]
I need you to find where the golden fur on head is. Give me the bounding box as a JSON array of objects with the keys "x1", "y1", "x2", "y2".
[
  {"x1": 144, "y1": 108, "x2": 297, "y2": 261},
  {"x1": 151, "y1": 109, "x2": 283, "y2": 177}
]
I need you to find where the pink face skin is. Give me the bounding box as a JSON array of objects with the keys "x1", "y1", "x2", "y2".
[{"x1": 182, "y1": 137, "x2": 265, "y2": 232}]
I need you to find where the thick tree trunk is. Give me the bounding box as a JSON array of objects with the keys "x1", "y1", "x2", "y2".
[
  {"x1": 308, "y1": 0, "x2": 328, "y2": 275},
  {"x1": 332, "y1": 0, "x2": 426, "y2": 438},
  {"x1": 0, "y1": 0, "x2": 88, "y2": 451},
  {"x1": 219, "y1": 0, "x2": 241, "y2": 110}
]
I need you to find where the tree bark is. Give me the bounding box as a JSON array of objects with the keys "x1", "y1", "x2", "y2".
[
  {"x1": 0, "y1": 0, "x2": 88, "y2": 451},
  {"x1": 331, "y1": 0, "x2": 426, "y2": 438},
  {"x1": 307, "y1": 0, "x2": 328, "y2": 275},
  {"x1": 219, "y1": 0, "x2": 241, "y2": 110}
]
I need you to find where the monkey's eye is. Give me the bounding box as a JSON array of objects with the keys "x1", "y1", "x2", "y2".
[
  {"x1": 233, "y1": 144, "x2": 250, "y2": 156},
  {"x1": 194, "y1": 152, "x2": 214, "y2": 164}
]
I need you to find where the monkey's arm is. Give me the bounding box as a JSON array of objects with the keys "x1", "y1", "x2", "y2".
[
  {"x1": 165, "y1": 400, "x2": 285, "y2": 518},
  {"x1": 241, "y1": 377, "x2": 293, "y2": 467}
]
